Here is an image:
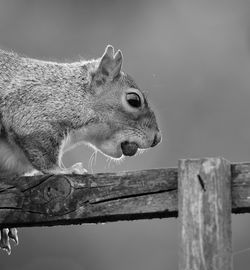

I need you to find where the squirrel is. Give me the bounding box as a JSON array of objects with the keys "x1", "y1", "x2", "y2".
[{"x1": 0, "y1": 45, "x2": 161, "y2": 254}]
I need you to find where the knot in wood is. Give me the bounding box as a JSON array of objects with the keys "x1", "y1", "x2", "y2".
[{"x1": 43, "y1": 176, "x2": 71, "y2": 202}]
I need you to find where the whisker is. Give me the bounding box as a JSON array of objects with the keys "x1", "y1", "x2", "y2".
[
  {"x1": 88, "y1": 151, "x2": 96, "y2": 173},
  {"x1": 59, "y1": 157, "x2": 66, "y2": 169},
  {"x1": 114, "y1": 155, "x2": 125, "y2": 165},
  {"x1": 94, "y1": 150, "x2": 97, "y2": 166},
  {"x1": 233, "y1": 247, "x2": 250, "y2": 257},
  {"x1": 105, "y1": 156, "x2": 112, "y2": 169}
]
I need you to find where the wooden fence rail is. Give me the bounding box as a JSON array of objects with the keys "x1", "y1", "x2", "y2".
[
  {"x1": 1, "y1": 157, "x2": 250, "y2": 269},
  {"x1": 0, "y1": 157, "x2": 249, "y2": 228}
]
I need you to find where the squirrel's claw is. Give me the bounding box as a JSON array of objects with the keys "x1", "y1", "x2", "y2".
[
  {"x1": 0, "y1": 228, "x2": 11, "y2": 255},
  {"x1": 8, "y1": 228, "x2": 18, "y2": 245}
]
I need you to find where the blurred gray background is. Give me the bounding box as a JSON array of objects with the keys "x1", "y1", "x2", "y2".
[{"x1": 1, "y1": 0, "x2": 250, "y2": 269}]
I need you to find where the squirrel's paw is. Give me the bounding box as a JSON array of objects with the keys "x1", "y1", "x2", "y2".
[
  {"x1": 70, "y1": 162, "x2": 88, "y2": 174},
  {"x1": 23, "y1": 169, "x2": 43, "y2": 177},
  {"x1": 0, "y1": 228, "x2": 18, "y2": 255},
  {"x1": 48, "y1": 163, "x2": 87, "y2": 175}
]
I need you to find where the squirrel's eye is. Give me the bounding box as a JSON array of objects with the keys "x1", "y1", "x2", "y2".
[{"x1": 126, "y1": 93, "x2": 141, "y2": 108}]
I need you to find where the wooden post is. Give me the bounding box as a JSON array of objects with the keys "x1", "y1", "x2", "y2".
[{"x1": 178, "y1": 157, "x2": 232, "y2": 270}]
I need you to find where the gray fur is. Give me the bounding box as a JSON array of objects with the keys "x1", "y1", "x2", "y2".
[
  {"x1": 0, "y1": 45, "x2": 161, "y2": 254},
  {"x1": 0, "y1": 46, "x2": 160, "y2": 174}
]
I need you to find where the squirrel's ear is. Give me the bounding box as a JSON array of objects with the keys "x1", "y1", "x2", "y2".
[
  {"x1": 97, "y1": 45, "x2": 123, "y2": 80},
  {"x1": 104, "y1": 45, "x2": 114, "y2": 58},
  {"x1": 114, "y1": 49, "x2": 123, "y2": 73}
]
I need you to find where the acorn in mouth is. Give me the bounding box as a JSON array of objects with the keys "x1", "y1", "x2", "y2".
[{"x1": 120, "y1": 141, "x2": 138, "y2": 156}]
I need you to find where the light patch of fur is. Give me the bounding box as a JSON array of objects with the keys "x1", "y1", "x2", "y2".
[
  {"x1": 58, "y1": 131, "x2": 87, "y2": 169},
  {"x1": 0, "y1": 139, "x2": 33, "y2": 174}
]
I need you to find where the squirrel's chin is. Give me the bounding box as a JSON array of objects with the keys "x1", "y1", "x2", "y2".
[
  {"x1": 97, "y1": 145, "x2": 123, "y2": 160},
  {"x1": 101, "y1": 151, "x2": 123, "y2": 160}
]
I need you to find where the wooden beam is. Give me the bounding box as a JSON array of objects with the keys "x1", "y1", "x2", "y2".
[
  {"x1": 0, "y1": 168, "x2": 178, "y2": 228},
  {"x1": 178, "y1": 157, "x2": 232, "y2": 270},
  {"x1": 0, "y1": 159, "x2": 250, "y2": 228}
]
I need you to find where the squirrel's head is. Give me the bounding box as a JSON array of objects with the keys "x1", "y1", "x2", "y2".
[{"x1": 85, "y1": 45, "x2": 161, "y2": 159}]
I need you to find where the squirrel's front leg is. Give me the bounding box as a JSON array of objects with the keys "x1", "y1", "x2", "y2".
[
  {"x1": 18, "y1": 132, "x2": 88, "y2": 175},
  {"x1": 0, "y1": 132, "x2": 87, "y2": 255}
]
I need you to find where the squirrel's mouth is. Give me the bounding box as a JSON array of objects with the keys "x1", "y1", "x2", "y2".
[
  {"x1": 120, "y1": 141, "x2": 138, "y2": 156},
  {"x1": 92, "y1": 140, "x2": 139, "y2": 159}
]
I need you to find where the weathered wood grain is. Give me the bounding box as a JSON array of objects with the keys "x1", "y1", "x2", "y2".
[
  {"x1": 178, "y1": 157, "x2": 232, "y2": 270},
  {"x1": 0, "y1": 159, "x2": 250, "y2": 228},
  {"x1": 0, "y1": 168, "x2": 178, "y2": 228}
]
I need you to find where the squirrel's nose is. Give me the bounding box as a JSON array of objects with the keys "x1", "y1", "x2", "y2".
[{"x1": 151, "y1": 132, "x2": 161, "y2": 147}]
